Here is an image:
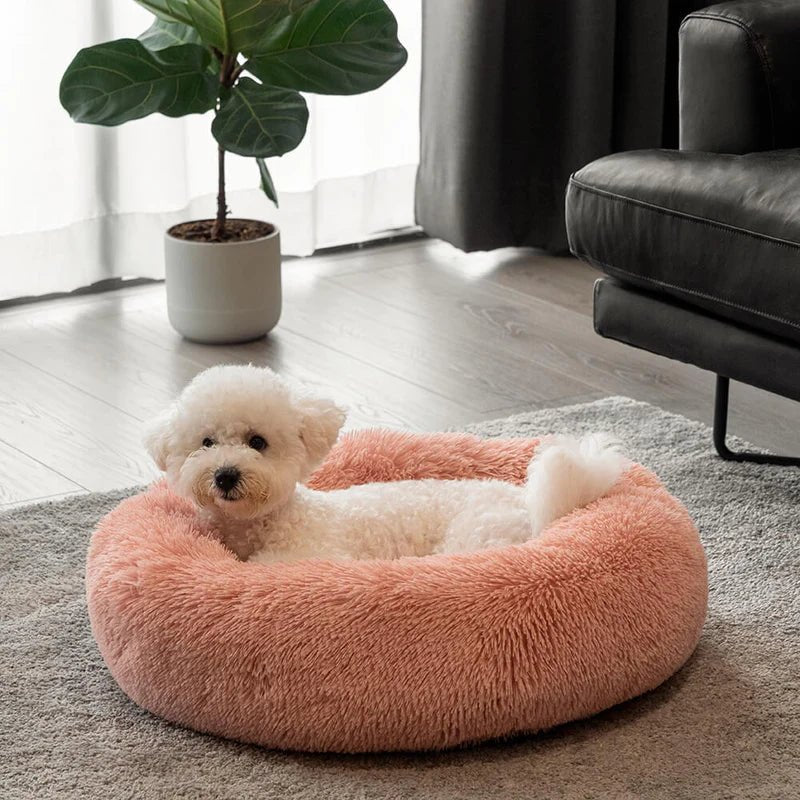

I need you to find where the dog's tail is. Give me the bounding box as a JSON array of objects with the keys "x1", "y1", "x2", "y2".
[{"x1": 525, "y1": 433, "x2": 627, "y2": 535}]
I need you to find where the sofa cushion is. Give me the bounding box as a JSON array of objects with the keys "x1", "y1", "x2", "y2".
[
  {"x1": 565, "y1": 148, "x2": 800, "y2": 344},
  {"x1": 680, "y1": 2, "x2": 800, "y2": 154}
]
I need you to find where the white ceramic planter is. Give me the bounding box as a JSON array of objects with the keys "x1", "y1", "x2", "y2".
[{"x1": 164, "y1": 221, "x2": 281, "y2": 344}]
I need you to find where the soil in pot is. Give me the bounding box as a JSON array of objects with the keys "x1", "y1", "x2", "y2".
[{"x1": 168, "y1": 219, "x2": 275, "y2": 243}]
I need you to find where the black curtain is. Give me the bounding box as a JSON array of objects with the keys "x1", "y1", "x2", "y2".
[{"x1": 415, "y1": 0, "x2": 707, "y2": 253}]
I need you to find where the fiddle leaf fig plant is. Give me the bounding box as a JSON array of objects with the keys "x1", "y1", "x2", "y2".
[{"x1": 60, "y1": 0, "x2": 407, "y2": 240}]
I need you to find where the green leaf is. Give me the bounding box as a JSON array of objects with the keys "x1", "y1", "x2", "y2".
[
  {"x1": 59, "y1": 39, "x2": 218, "y2": 126},
  {"x1": 133, "y1": 0, "x2": 193, "y2": 25},
  {"x1": 245, "y1": 0, "x2": 407, "y2": 95},
  {"x1": 211, "y1": 77, "x2": 308, "y2": 157},
  {"x1": 138, "y1": 18, "x2": 203, "y2": 50},
  {"x1": 187, "y1": 0, "x2": 316, "y2": 56},
  {"x1": 256, "y1": 158, "x2": 279, "y2": 206}
]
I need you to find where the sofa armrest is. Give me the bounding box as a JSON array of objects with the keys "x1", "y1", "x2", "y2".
[{"x1": 679, "y1": 1, "x2": 800, "y2": 153}]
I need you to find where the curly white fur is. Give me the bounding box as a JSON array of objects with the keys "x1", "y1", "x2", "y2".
[{"x1": 143, "y1": 365, "x2": 628, "y2": 562}]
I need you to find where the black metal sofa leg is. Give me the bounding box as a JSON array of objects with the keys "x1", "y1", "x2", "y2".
[{"x1": 713, "y1": 376, "x2": 800, "y2": 466}]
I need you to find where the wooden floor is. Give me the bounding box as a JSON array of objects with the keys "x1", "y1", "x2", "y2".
[{"x1": 1, "y1": 236, "x2": 798, "y2": 508}]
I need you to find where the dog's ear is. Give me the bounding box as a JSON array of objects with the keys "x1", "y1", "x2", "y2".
[
  {"x1": 141, "y1": 408, "x2": 175, "y2": 471},
  {"x1": 296, "y1": 395, "x2": 346, "y2": 471}
]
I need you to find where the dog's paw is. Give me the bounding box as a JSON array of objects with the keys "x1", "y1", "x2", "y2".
[{"x1": 526, "y1": 433, "x2": 628, "y2": 535}]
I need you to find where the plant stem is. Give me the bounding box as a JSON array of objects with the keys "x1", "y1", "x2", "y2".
[
  {"x1": 211, "y1": 53, "x2": 238, "y2": 241},
  {"x1": 212, "y1": 144, "x2": 226, "y2": 240}
]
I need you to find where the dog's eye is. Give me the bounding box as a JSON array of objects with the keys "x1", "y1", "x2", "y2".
[
  {"x1": 202, "y1": 437, "x2": 215, "y2": 448},
  {"x1": 248, "y1": 435, "x2": 267, "y2": 452}
]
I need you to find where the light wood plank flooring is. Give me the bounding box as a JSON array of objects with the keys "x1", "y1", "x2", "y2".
[{"x1": 1, "y1": 236, "x2": 798, "y2": 508}]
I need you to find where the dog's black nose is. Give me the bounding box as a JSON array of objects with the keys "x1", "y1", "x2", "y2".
[{"x1": 214, "y1": 467, "x2": 241, "y2": 493}]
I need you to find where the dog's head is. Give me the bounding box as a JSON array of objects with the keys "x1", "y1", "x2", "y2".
[{"x1": 143, "y1": 365, "x2": 346, "y2": 520}]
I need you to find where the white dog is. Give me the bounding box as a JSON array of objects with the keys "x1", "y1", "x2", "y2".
[{"x1": 143, "y1": 365, "x2": 627, "y2": 563}]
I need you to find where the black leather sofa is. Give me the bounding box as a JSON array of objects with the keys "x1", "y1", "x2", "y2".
[{"x1": 566, "y1": 0, "x2": 800, "y2": 465}]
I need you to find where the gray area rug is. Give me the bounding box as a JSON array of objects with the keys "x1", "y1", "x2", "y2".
[{"x1": 1, "y1": 397, "x2": 798, "y2": 800}]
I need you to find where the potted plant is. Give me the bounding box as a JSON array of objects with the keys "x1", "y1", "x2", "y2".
[{"x1": 60, "y1": 0, "x2": 406, "y2": 343}]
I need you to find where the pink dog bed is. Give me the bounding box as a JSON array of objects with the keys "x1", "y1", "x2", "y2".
[{"x1": 87, "y1": 430, "x2": 707, "y2": 753}]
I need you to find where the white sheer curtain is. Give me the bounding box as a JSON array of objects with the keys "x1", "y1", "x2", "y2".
[{"x1": 0, "y1": 1, "x2": 420, "y2": 301}]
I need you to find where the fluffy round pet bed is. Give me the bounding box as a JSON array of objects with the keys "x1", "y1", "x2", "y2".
[{"x1": 87, "y1": 431, "x2": 707, "y2": 753}]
